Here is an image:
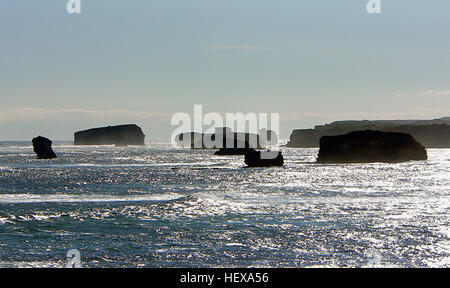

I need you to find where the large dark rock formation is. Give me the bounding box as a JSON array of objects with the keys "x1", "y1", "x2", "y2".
[
  {"x1": 74, "y1": 124, "x2": 145, "y2": 146},
  {"x1": 32, "y1": 136, "x2": 57, "y2": 159},
  {"x1": 244, "y1": 150, "x2": 284, "y2": 167},
  {"x1": 287, "y1": 117, "x2": 450, "y2": 148},
  {"x1": 316, "y1": 130, "x2": 427, "y2": 163}
]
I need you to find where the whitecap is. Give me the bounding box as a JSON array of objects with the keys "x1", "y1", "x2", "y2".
[{"x1": 0, "y1": 193, "x2": 184, "y2": 204}]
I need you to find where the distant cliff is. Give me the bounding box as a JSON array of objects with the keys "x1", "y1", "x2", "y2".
[
  {"x1": 74, "y1": 124, "x2": 145, "y2": 146},
  {"x1": 287, "y1": 117, "x2": 450, "y2": 148}
]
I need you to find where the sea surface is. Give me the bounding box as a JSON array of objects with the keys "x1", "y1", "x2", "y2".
[{"x1": 0, "y1": 141, "x2": 449, "y2": 267}]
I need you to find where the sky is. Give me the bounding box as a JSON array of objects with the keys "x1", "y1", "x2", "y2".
[{"x1": 1, "y1": 0, "x2": 449, "y2": 141}]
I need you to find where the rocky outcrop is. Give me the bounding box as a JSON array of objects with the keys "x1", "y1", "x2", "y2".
[
  {"x1": 287, "y1": 117, "x2": 450, "y2": 148},
  {"x1": 74, "y1": 124, "x2": 145, "y2": 146},
  {"x1": 316, "y1": 130, "x2": 427, "y2": 163},
  {"x1": 32, "y1": 136, "x2": 57, "y2": 159},
  {"x1": 244, "y1": 150, "x2": 284, "y2": 167},
  {"x1": 286, "y1": 129, "x2": 318, "y2": 148}
]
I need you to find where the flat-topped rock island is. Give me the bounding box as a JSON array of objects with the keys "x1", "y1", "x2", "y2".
[
  {"x1": 316, "y1": 130, "x2": 428, "y2": 163},
  {"x1": 74, "y1": 124, "x2": 145, "y2": 146}
]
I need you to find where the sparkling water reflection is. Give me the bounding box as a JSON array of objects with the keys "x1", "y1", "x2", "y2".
[{"x1": 0, "y1": 143, "x2": 449, "y2": 267}]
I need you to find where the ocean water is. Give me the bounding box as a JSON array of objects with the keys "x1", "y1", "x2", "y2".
[{"x1": 0, "y1": 142, "x2": 449, "y2": 268}]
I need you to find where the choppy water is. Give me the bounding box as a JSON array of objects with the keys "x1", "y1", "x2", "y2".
[{"x1": 0, "y1": 142, "x2": 449, "y2": 267}]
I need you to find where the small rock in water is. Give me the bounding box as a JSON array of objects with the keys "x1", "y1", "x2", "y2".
[
  {"x1": 244, "y1": 150, "x2": 284, "y2": 167},
  {"x1": 32, "y1": 136, "x2": 57, "y2": 159}
]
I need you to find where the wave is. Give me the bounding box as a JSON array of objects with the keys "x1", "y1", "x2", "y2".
[{"x1": 0, "y1": 193, "x2": 183, "y2": 204}]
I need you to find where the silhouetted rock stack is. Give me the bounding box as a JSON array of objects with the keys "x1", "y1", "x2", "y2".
[
  {"x1": 32, "y1": 136, "x2": 57, "y2": 159},
  {"x1": 74, "y1": 124, "x2": 145, "y2": 146},
  {"x1": 316, "y1": 130, "x2": 427, "y2": 163},
  {"x1": 244, "y1": 150, "x2": 284, "y2": 167}
]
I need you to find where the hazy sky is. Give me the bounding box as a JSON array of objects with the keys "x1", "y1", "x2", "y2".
[{"x1": 1, "y1": 0, "x2": 449, "y2": 141}]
